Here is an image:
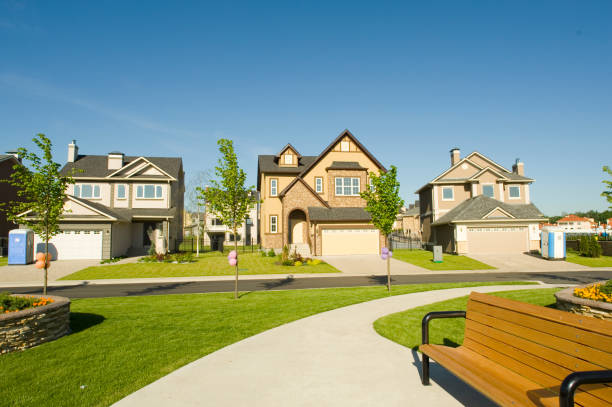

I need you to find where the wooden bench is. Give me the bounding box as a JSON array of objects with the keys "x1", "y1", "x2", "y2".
[{"x1": 419, "y1": 292, "x2": 612, "y2": 407}]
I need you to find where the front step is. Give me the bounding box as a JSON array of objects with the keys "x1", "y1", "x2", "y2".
[{"x1": 289, "y1": 243, "x2": 311, "y2": 258}]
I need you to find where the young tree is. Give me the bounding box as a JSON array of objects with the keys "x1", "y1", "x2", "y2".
[
  {"x1": 360, "y1": 165, "x2": 404, "y2": 292},
  {"x1": 603, "y1": 166, "x2": 612, "y2": 210},
  {"x1": 185, "y1": 170, "x2": 210, "y2": 256},
  {"x1": 0, "y1": 134, "x2": 76, "y2": 294},
  {"x1": 197, "y1": 139, "x2": 257, "y2": 299}
]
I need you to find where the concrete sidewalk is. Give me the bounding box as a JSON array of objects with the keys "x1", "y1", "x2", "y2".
[{"x1": 114, "y1": 283, "x2": 564, "y2": 407}]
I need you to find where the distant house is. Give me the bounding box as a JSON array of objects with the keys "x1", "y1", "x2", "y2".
[
  {"x1": 393, "y1": 201, "x2": 421, "y2": 238},
  {"x1": 417, "y1": 148, "x2": 546, "y2": 254},
  {"x1": 556, "y1": 214, "x2": 595, "y2": 233},
  {"x1": 0, "y1": 153, "x2": 22, "y2": 252},
  {"x1": 20, "y1": 140, "x2": 184, "y2": 260}
]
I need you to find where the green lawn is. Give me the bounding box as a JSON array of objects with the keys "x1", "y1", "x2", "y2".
[
  {"x1": 565, "y1": 249, "x2": 612, "y2": 267},
  {"x1": 393, "y1": 249, "x2": 496, "y2": 270},
  {"x1": 0, "y1": 281, "x2": 533, "y2": 406},
  {"x1": 374, "y1": 287, "x2": 562, "y2": 350},
  {"x1": 0, "y1": 256, "x2": 7, "y2": 267},
  {"x1": 60, "y1": 251, "x2": 339, "y2": 280}
]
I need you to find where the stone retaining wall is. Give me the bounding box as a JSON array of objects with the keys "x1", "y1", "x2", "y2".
[
  {"x1": 555, "y1": 283, "x2": 612, "y2": 321},
  {"x1": 0, "y1": 295, "x2": 70, "y2": 354}
]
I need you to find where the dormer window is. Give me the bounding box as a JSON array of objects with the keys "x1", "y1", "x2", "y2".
[{"x1": 284, "y1": 154, "x2": 293, "y2": 165}]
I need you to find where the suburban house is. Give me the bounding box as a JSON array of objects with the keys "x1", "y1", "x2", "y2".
[
  {"x1": 257, "y1": 129, "x2": 386, "y2": 256},
  {"x1": 21, "y1": 141, "x2": 184, "y2": 260},
  {"x1": 393, "y1": 201, "x2": 421, "y2": 238},
  {"x1": 0, "y1": 153, "x2": 22, "y2": 255},
  {"x1": 417, "y1": 148, "x2": 547, "y2": 254},
  {"x1": 556, "y1": 214, "x2": 595, "y2": 233}
]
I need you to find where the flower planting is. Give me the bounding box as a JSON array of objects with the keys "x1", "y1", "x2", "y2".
[
  {"x1": 573, "y1": 280, "x2": 612, "y2": 303},
  {"x1": 0, "y1": 292, "x2": 55, "y2": 314}
]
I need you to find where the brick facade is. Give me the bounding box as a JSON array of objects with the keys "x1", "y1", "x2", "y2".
[{"x1": 327, "y1": 169, "x2": 368, "y2": 208}]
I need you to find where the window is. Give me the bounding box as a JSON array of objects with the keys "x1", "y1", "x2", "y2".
[
  {"x1": 369, "y1": 178, "x2": 375, "y2": 192},
  {"x1": 74, "y1": 184, "x2": 100, "y2": 199},
  {"x1": 270, "y1": 179, "x2": 278, "y2": 197},
  {"x1": 116, "y1": 184, "x2": 126, "y2": 199},
  {"x1": 335, "y1": 177, "x2": 360, "y2": 196},
  {"x1": 212, "y1": 218, "x2": 223, "y2": 226},
  {"x1": 442, "y1": 187, "x2": 454, "y2": 200},
  {"x1": 340, "y1": 141, "x2": 350, "y2": 151},
  {"x1": 270, "y1": 215, "x2": 277, "y2": 233},
  {"x1": 136, "y1": 184, "x2": 163, "y2": 199},
  {"x1": 482, "y1": 184, "x2": 494, "y2": 198},
  {"x1": 315, "y1": 177, "x2": 323, "y2": 193},
  {"x1": 509, "y1": 185, "x2": 521, "y2": 199},
  {"x1": 284, "y1": 154, "x2": 293, "y2": 165}
]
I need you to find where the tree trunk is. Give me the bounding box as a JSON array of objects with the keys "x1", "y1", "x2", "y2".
[
  {"x1": 44, "y1": 239, "x2": 48, "y2": 295},
  {"x1": 386, "y1": 234, "x2": 391, "y2": 293},
  {"x1": 234, "y1": 225, "x2": 239, "y2": 299}
]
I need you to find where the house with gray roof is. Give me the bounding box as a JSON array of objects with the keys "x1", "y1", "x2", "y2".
[
  {"x1": 21, "y1": 140, "x2": 184, "y2": 260},
  {"x1": 0, "y1": 153, "x2": 22, "y2": 249},
  {"x1": 417, "y1": 149, "x2": 547, "y2": 254}
]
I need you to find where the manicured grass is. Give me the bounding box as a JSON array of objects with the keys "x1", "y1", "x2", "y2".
[
  {"x1": 0, "y1": 256, "x2": 7, "y2": 267},
  {"x1": 565, "y1": 249, "x2": 612, "y2": 267},
  {"x1": 393, "y1": 249, "x2": 496, "y2": 270},
  {"x1": 60, "y1": 251, "x2": 339, "y2": 280},
  {"x1": 0, "y1": 281, "x2": 532, "y2": 406},
  {"x1": 374, "y1": 287, "x2": 562, "y2": 350}
]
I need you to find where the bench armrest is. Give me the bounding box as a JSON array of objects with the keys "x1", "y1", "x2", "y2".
[
  {"x1": 421, "y1": 311, "x2": 466, "y2": 345},
  {"x1": 559, "y1": 370, "x2": 612, "y2": 407}
]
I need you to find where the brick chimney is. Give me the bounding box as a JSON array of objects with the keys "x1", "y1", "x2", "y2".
[
  {"x1": 512, "y1": 158, "x2": 524, "y2": 176},
  {"x1": 450, "y1": 148, "x2": 460, "y2": 166},
  {"x1": 67, "y1": 140, "x2": 78, "y2": 163}
]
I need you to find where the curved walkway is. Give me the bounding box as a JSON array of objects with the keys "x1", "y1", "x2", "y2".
[{"x1": 114, "y1": 283, "x2": 564, "y2": 406}]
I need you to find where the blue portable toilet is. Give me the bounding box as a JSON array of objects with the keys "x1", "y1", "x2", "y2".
[
  {"x1": 541, "y1": 227, "x2": 566, "y2": 260},
  {"x1": 8, "y1": 229, "x2": 34, "y2": 265}
]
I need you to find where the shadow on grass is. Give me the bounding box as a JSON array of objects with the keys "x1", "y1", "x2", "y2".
[{"x1": 70, "y1": 312, "x2": 105, "y2": 333}]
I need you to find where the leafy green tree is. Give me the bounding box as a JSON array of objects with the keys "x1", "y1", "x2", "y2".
[
  {"x1": 360, "y1": 165, "x2": 404, "y2": 292},
  {"x1": 0, "y1": 134, "x2": 76, "y2": 294},
  {"x1": 197, "y1": 139, "x2": 257, "y2": 299},
  {"x1": 603, "y1": 166, "x2": 612, "y2": 210}
]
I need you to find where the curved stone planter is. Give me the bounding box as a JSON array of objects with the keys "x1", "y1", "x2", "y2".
[
  {"x1": 555, "y1": 282, "x2": 612, "y2": 321},
  {"x1": 0, "y1": 295, "x2": 70, "y2": 354}
]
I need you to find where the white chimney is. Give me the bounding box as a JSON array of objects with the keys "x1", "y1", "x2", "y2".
[
  {"x1": 512, "y1": 159, "x2": 524, "y2": 176},
  {"x1": 450, "y1": 148, "x2": 460, "y2": 166},
  {"x1": 5, "y1": 150, "x2": 21, "y2": 163},
  {"x1": 107, "y1": 151, "x2": 124, "y2": 170},
  {"x1": 67, "y1": 140, "x2": 78, "y2": 163}
]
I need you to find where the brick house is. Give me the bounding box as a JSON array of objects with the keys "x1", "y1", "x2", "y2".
[{"x1": 257, "y1": 130, "x2": 387, "y2": 256}]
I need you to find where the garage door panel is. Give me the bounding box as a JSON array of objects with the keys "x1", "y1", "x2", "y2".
[
  {"x1": 466, "y1": 227, "x2": 528, "y2": 254},
  {"x1": 33, "y1": 230, "x2": 103, "y2": 260},
  {"x1": 322, "y1": 229, "x2": 379, "y2": 255}
]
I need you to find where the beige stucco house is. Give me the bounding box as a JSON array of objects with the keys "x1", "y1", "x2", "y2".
[
  {"x1": 22, "y1": 140, "x2": 184, "y2": 260},
  {"x1": 417, "y1": 148, "x2": 546, "y2": 254},
  {"x1": 393, "y1": 202, "x2": 421, "y2": 238},
  {"x1": 257, "y1": 130, "x2": 387, "y2": 256}
]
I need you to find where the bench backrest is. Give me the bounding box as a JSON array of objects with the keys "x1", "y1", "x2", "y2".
[{"x1": 464, "y1": 292, "x2": 612, "y2": 406}]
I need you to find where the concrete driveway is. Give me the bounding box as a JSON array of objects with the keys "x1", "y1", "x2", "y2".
[
  {"x1": 467, "y1": 253, "x2": 593, "y2": 272},
  {"x1": 320, "y1": 254, "x2": 427, "y2": 275},
  {"x1": 0, "y1": 259, "x2": 99, "y2": 284}
]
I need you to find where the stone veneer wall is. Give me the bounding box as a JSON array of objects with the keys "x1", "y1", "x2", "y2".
[
  {"x1": 0, "y1": 295, "x2": 71, "y2": 354},
  {"x1": 555, "y1": 284, "x2": 611, "y2": 321}
]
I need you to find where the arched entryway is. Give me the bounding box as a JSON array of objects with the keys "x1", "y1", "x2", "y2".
[{"x1": 288, "y1": 209, "x2": 307, "y2": 244}]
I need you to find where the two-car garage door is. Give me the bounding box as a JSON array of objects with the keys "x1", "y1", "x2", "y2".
[
  {"x1": 321, "y1": 228, "x2": 379, "y2": 255},
  {"x1": 466, "y1": 226, "x2": 528, "y2": 254},
  {"x1": 33, "y1": 230, "x2": 103, "y2": 260}
]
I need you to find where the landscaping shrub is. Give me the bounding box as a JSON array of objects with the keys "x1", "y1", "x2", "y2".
[
  {"x1": 173, "y1": 252, "x2": 194, "y2": 263},
  {"x1": 100, "y1": 257, "x2": 123, "y2": 265},
  {"x1": 574, "y1": 282, "x2": 612, "y2": 303},
  {"x1": 290, "y1": 252, "x2": 304, "y2": 263},
  {"x1": 267, "y1": 249, "x2": 275, "y2": 257},
  {"x1": 261, "y1": 250, "x2": 267, "y2": 257},
  {"x1": 578, "y1": 235, "x2": 602, "y2": 258},
  {"x1": 0, "y1": 292, "x2": 54, "y2": 313},
  {"x1": 281, "y1": 245, "x2": 289, "y2": 262},
  {"x1": 601, "y1": 280, "x2": 612, "y2": 296},
  {"x1": 294, "y1": 261, "x2": 302, "y2": 266},
  {"x1": 281, "y1": 260, "x2": 294, "y2": 266}
]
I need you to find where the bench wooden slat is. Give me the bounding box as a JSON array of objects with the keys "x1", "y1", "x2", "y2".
[
  {"x1": 421, "y1": 344, "x2": 563, "y2": 407},
  {"x1": 468, "y1": 299, "x2": 612, "y2": 353},
  {"x1": 469, "y1": 291, "x2": 612, "y2": 337},
  {"x1": 463, "y1": 337, "x2": 612, "y2": 407},
  {"x1": 467, "y1": 309, "x2": 612, "y2": 369}
]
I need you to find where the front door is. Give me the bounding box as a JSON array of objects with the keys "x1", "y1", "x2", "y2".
[{"x1": 292, "y1": 221, "x2": 304, "y2": 244}]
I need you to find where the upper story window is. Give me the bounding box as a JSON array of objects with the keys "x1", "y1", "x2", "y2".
[
  {"x1": 116, "y1": 184, "x2": 127, "y2": 199},
  {"x1": 74, "y1": 184, "x2": 100, "y2": 199},
  {"x1": 211, "y1": 218, "x2": 223, "y2": 226},
  {"x1": 270, "y1": 179, "x2": 278, "y2": 197},
  {"x1": 509, "y1": 185, "x2": 521, "y2": 199},
  {"x1": 284, "y1": 154, "x2": 293, "y2": 165},
  {"x1": 442, "y1": 186, "x2": 454, "y2": 201},
  {"x1": 136, "y1": 184, "x2": 163, "y2": 199},
  {"x1": 335, "y1": 177, "x2": 360, "y2": 196},
  {"x1": 340, "y1": 141, "x2": 350, "y2": 151},
  {"x1": 315, "y1": 177, "x2": 323, "y2": 193},
  {"x1": 482, "y1": 184, "x2": 494, "y2": 198}
]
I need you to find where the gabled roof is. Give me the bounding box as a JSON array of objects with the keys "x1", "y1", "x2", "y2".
[
  {"x1": 468, "y1": 167, "x2": 510, "y2": 181},
  {"x1": 326, "y1": 161, "x2": 366, "y2": 170},
  {"x1": 433, "y1": 195, "x2": 546, "y2": 225},
  {"x1": 308, "y1": 207, "x2": 371, "y2": 222},
  {"x1": 278, "y1": 177, "x2": 330, "y2": 208},
  {"x1": 60, "y1": 155, "x2": 182, "y2": 179},
  {"x1": 277, "y1": 143, "x2": 301, "y2": 158},
  {"x1": 465, "y1": 151, "x2": 512, "y2": 173},
  {"x1": 0, "y1": 154, "x2": 20, "y2": 165}
]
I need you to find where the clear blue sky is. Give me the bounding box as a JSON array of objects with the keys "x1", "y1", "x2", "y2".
[{"x1": 1, "y1": 0, "x2": 610, "y2": 215}]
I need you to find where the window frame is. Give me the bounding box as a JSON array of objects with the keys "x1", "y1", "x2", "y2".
[
  {"x1": 315, "y1": 177, "x2": 323, "y2": 193},
  {"x1": 284, "y1": 154, "x2": 293, "y2": 165},
  {"x1": 508, "y1": 185, "x2": 521, "y2": 199},
  {"x1": 334, "y1": 177, "x2": 360, "y2": 196},
  {"x1": 270, "y1": 178, "x2": 278, "y2": 197},
  {"x1": 135, "y1": 184, "x2": 163, "y2": 200},
  {"x1": 116, "y1": 184, "x2": 127, "y2": 200},
  {"x1": 441, "y1": 186, "x2": 454, "y2": 201},
  {"x1": 74, "y1": 183, "x2": 101, "y2": 199},
  {"x1": 340, "y1": 141, "x2": 350, "y2": 151},
  {"x1": 270, "y1": 215, "x2": 278, "y2": 233},
  {"x1": 482, "y1": 184, "x2": 495, "y2": 198}
]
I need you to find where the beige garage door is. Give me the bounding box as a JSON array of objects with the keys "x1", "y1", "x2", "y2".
[
  {"x1": 322, "y1": 228, "x2": 380, "y2": 255},
  {"x1": 466, "y1": 226, "x2": 528, "y2": 254}
]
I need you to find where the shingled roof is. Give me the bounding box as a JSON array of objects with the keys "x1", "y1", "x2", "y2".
[
  {"x1": 257, "y1": 155, "x2": 317, "y2": 175},
  {"x1": 60, "y1": 155, "x2": 182, "y2": 179},
  {"x1": 308, "y1": 207, "x2": 372, "y2": 222},
  {"x1": 326, "y1": 161, "x2": 366, "y2": 170},
  {"x1": 433, "y1": 195, "x2": 546, "y2": 225}
]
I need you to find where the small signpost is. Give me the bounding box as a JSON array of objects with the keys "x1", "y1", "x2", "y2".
[{"x1": 433, "y1": 245, "x2": 443, "y2": 263}]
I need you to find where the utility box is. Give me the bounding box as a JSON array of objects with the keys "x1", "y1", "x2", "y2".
[
  {"x1": 8, "y1": 229, "x2": 34, "y2": 265},
  {"x1": 433, "y1": 245, "x2": 443, "y2": 263},
  {"x1": 541, "y1": 227, "x2": 566, "y2": 260}
]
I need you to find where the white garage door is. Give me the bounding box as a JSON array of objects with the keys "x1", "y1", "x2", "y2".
[
  {"x1": 322, "y1": 229, "x2": 379, "y2": 255},
  {"x1": 466, "y1": 226, "x2": 528, "y2": 254},
  {"x1": 34, "y1": 230, "x2": 103, "y2": 260}
]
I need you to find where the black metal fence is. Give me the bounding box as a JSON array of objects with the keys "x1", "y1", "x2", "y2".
[
  {"x1": 177, "y1": 236, "x2": 260, "y2": 253},
  {"x1": 389, "y1": 232, "x2": 422, "y2": 250}
]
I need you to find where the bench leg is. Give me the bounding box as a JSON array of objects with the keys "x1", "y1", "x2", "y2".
[{"x1": 422, "y1": 354, "x2": 430, "y2": 385}]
